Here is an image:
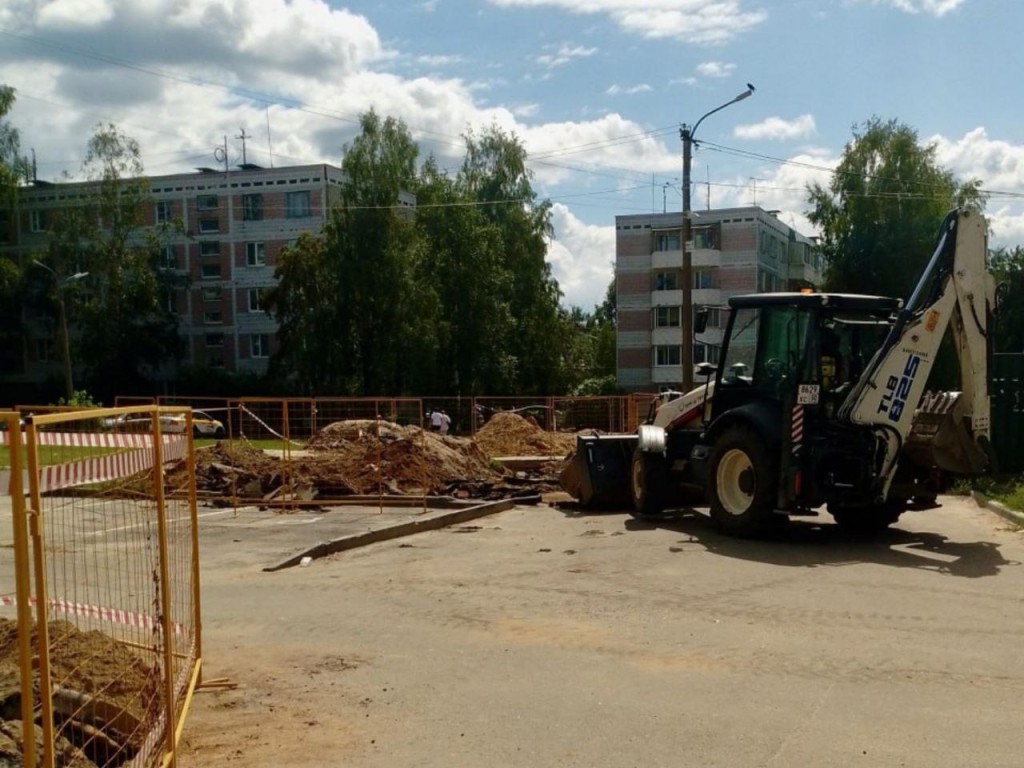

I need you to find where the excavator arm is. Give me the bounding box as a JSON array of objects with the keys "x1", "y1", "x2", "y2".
[{"x1": 839, "y1": 209, "x2": 994, "y2": 495}]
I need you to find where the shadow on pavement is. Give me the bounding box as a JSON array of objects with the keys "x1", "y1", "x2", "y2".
[{"x1": 558, "y1": 503, "x2": 1019, "y2": 579}]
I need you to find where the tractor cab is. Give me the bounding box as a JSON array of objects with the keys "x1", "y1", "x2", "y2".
[{"x1": 711, "y1": 293, "x2": 900, "y2": 425}]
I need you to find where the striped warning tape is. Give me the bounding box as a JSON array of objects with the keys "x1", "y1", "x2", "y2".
[
  {"x1": 0, "y1": 595, "x2": 190, "y2": 636},
  {"x1": 238, "y1": 404, "x2": 304, "y2": 447},
  {"x1": 0, "y1": 435, "x2": 187, "y2": 494},
  {"x1": 0, "y1": 431, "x2": 170, "y2": 448},
  {"x1": 792, "y1": 405, "x2": 804, "y2": 455}
]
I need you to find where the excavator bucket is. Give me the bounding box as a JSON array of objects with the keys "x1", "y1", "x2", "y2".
[
  {"x1": 559, "y1": 434, "x2": 637, "y2": 507},
  {"x1": 903, "y1": 391, "x2": 989, "y2": 475}
]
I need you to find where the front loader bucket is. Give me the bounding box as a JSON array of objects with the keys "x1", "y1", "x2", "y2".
[
  {"x1": 559, "y1": 434, "x2": 637, "y2": 508},
  {"x1": 904, "y1": 391, "x2": 989, "y2": 474}
]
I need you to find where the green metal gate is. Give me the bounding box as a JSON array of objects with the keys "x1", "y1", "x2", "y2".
[{"x1": 991, "y1": 353, "x2": 1024, "y2": 472}]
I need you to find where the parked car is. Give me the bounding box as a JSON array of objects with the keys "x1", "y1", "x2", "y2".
[{"x1": 160, "y1": 411, "x2": 226, "y2": 438}]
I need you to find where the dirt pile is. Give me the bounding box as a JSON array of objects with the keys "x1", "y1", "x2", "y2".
[
  {"x1": 0, "y1": 618, "x2": 159, "y2": 766},
  {"x1": 306, "y1": 420, "x2": 503, "y2": 495},
  {"x1": 474, "y1": 412, "x2": 577, "y2": 458}
]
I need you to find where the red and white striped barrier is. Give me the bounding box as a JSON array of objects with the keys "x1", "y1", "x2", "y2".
[
  {"x1": 0, "y1": 431, "x2": 160, "y2": 448},
  {"x1": 791, "y1": 405, "x2": 804, "y2": 455},
  {"x1": 0, "y1": 594, "x2": 189, "y2": 636},
  {"x1": 0, "y1": 435, "x2": 187, "y2": 494}
]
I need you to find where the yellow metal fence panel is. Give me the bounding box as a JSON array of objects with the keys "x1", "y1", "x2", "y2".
[{"x1": 5, "y1": 406, "x2": 202, "y2": 768}]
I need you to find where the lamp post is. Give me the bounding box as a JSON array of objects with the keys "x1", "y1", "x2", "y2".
[
  {"x1": 33, "y1": 260, "x2": 88, "y2": 402},
  {"x1": 680, "y1": 83, "x2": 755, "y2": 391}
]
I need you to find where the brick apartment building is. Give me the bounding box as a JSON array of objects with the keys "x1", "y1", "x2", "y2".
[
  {"x1": 616, "y1": 206, "x2": 823, "y2": 391},
  {"x1": 0, "y1": 163, "x2": 415, "y2": 387}
]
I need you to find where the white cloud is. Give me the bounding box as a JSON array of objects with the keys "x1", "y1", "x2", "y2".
[
  {"x1": 696, "y1": 61, "x2": 735, "y2": 78},
  {"x1": 734, "y1": 114, "x2": 816, "y2": 141},
  {"x1": 489, "y1": 0, "x2": 768, "y2": 45},
  {"x1": 37, "y1": 0, "x2": 115, "y2": 27},
  {"x1": 605, "y1": 83, "x2": 652, "y2": 96},
  {"x1": 860, "y1": 0, "x2": 965, "y2": 16},
  {"x1": 536, "y1": 43, "x2": 597, "y2": 68},
  {"x1": 928, "y1": 127, "x2": 1024, "y2": 245},
  {"x1": 546, "y1": 203, "x2": 616, "y2": 309},
  {"x1": 417, "y1": 54, "x2": 466, "y2": 66}
]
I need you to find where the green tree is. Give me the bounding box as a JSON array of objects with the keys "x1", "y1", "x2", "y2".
[
  {"x1": 990, "y1": 245, "x2": 1024, "y2": 353},
  {"x1": 460, "y1": 126, "x2": 564, "y2": 393},
  {"x1": 808, "y1": 117, "x2": 986, "y2": 299},
  {"x1": 270, "y1": 111, "x2": 430, "y2": 395},
  {"x1": 0, "y1": 85, "x2": 29, "y2": 377},
  {"x1": 415, "y1": 156, "x2": 513, "y2": 394},
  {"x1": 31, "y1": 124, "x2": 183, "y2": 400}
]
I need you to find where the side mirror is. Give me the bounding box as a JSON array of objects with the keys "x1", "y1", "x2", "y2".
[{"x1": 694, "y1": 307, "x2": 709, "y2": 335}]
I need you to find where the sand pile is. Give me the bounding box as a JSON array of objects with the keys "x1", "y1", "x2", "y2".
[{"x1": 473, "y1": 412, "x2": 576, "y2": 458}]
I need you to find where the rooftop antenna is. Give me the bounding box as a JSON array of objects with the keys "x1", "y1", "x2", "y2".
[
  {"x1": 265, "y1": 106, "x2": 274, "y2": 168},
  {"x1": 214, "y1": 136, "x2": 228, "y2": 173},
  {"x1": 236, "y1": 128, "x2": 250, "y2": 166}
]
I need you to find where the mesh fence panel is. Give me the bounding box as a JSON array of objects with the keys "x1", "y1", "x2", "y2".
[{"x1": 4, "y1": 407, "x2": 201, "y2": 768}]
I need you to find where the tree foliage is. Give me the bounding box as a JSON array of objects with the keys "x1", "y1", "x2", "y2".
[
  {"x1": 270, "y1": 113, "x2": 605, "y2": 397},
  {"x1": 0, "y1": 86, "x2": 29, "y2": 376},
  {"x1": 990, "y1": 246, "x2": 1024, "y2": 353},
  {"x1": 808, "y1": 117, "x2": 986, "y2": 299},
  {"x1": 29, "y1": 124, "x2": 183, "y2": 400}
]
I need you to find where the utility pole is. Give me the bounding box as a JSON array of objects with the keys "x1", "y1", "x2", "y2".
[
  {"x1": 32, "y1": 261, "x2": 88, "y2": 402},
  {"x1": 679, "y1": 84, "x2": 756, "y2": 391}
]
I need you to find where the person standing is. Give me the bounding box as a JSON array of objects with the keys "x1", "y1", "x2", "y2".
[
  {"x1": 430, "y1": 408, "x2": 444, "y2": 432},
  {"x1": 438, "y1": 409, "x2": 452, "y2": 436}
]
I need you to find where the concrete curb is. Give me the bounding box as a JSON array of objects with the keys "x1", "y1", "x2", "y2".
[
  {"x1": 263, "y1": 496, "x2": 536, "y2": 572},
  {"x1": 971, "y1": 490, "x2": 1024, "y2": 529}
]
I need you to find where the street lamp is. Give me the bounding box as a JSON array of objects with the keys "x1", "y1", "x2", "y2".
[
  {"x1": 32, "y1": 260, "x2": 89, "y2": 402},
  {"x1": 680, "y1": 83, "x2": 755, "y2": 391}
]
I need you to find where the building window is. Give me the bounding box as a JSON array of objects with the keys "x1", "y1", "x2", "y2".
[
  {"x1": 160, "y1": 245, "x2": 177, "y2": 269},
  {"x1": 29, "y1": 210, "x2": 47, "y2": 233},
  {"x1": 155, "y1": 200, "x2": 172, "y2": 224},
  {"x1": 654, "y1": 231, "x2": 680, "y2": 251},
  {"x1": 654, "y1": 271, "x2": 678, "y2": 291},
  {"x1": 199, "y1": 241, "x2": 220, "y2": 257},
  {"x1": 251, "y1": 334, "x2": 270, "y2": 358},
  {"x1": 693, "y1": 268, "x2": 713, "y2": 289},
  {"x1": 197, "y1": 194, "x2": 218, "y2": 211},
  {"x1": 697, "y1": 305, "x2": 722, "y2": 328},
  {"x1": 162, "y1": 289, "x2": 176, "y2": 314},
  {"x1": 654, "y1": 345, "x2": 681, "y2": 367},
  {"x1": 201, "y1": 287, "x2": 222, "y2": 302},
  {"x1": 198, "y1": 217, "x2": 219, "y2": 234},
  {"x1": 694, "y1": 343, "x2": 720, "y2": 365},
  {"x1": 203, "y1": 311, "x2": 222, "y2": 325},
  {"x1": 692, "y1": 226, "x2": 718, "y2": 250},
  {"x1": 248, "y1": 288, "x2": 265, "y2": 312},
  {"x1": 286, "y1": 190, "x2": 311, "y2": 218},
  {"x1": 242, "y1": 193, "x2": 263, "y2": 221},
  {"x1": 246, "y1": 241, "x2": 266, "y2": 266},
  {"x1": 653, "y1": 305, "x2": 681, "y2": 328},
  {"x1": 208, "y1": 356, "x2": 225, "y2": 369},
  {"x1": 205, "y1": 333, "x2": 224, "y2": 347},
  {"x1": 200, "y1": 264, "x2": 221, "y2": 279}
]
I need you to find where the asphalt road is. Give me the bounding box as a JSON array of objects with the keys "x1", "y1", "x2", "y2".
[{"x1": 170, "y1": 496, "x2": 1024, "y2": 768}]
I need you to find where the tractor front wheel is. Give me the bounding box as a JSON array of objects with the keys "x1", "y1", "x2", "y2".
[{"x1": 707, "y1": 425, "x2": 781, "y2": 537}]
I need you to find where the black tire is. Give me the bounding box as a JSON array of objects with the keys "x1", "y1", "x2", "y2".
[
  {"x1": 214, "y1": 427, "x2": 226, "y2": 439},
  {"x1": 829, "y1": 499, "x2": 905, "y2": 533},
  {"x1": 629, "y1": 448, "x2": 668, "y2": 519},
  {"x1": 192, "y1": 426, "x2": 202, "y2": 439},
  {"x1": 707, "y1": 425, "x2": 780, "y2": 537}
]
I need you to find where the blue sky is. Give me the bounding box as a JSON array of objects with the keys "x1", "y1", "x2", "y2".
[{"x1": 2, "y1": 0, "x2": 1023, "y2": 310}]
